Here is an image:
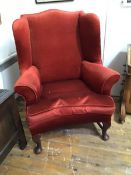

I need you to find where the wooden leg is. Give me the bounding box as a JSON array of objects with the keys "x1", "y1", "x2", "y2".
[
  {"x1": 17, "y1": 118, "x2": 27, "y2": 150},
  {"x1": 11, "y1": 97, "x2": 27, "y2": 149},
  {"x1": 32, "y1": 135, "x2": 42, "y2": 154},
  {"x1": 97, "y1": 122, "x2": 111, "y2": 141},
  {"x1": 119, "y1": 101, "x2": 126, "y2": 123},
  {"x1": 102, "y1": 122, "x2": 111, "y2": 141},
  {"x1": 119, "y1": 83, "x2": 127, "y2": 123}
]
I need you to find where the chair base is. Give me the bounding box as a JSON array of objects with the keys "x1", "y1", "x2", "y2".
[
  {"x1": 32, "y1": 135, "x2": 42, "y2": 154},
  {"x1": 32, "y1": 122, "x2": 111, "y2": 154}
]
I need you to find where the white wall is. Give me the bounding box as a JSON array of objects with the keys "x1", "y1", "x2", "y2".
[
  {"x1": 104, "y1": 0, "x2": 131, "y2": 96},
  {"x1": 1, "y1": 62, "x2": 19, "y2": 90},
  {"x1": 0, "y1": 0, "x2": 107, "y2": 90},
  {"x1": 0, "y1": 73, "x2": 4, "y2": 89},
  {"x1": 0, "y1": 0, "x2": 107, "y2": 61},
  {"x1": 0, "y1": 26, "x2": 16, "y2": 64}
]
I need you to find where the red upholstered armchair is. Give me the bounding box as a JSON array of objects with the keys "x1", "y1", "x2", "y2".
[{"x1": 13, "y1": 9, "x2": 120, "y2": 154}]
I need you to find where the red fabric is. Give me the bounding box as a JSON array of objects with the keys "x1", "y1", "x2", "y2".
[
  {"x1": 42, "y1": 79, "x2": 91, "y2": 99},
  {"x1": 24, "y1": 10, "x2": 82, "y2": 82},
  {"x1": 26, "y1": 80, "x2": 114, "y2": 135},
  {"x1": 79, "y1": 13, "x2": 101, "y2": 63},
  {"x1": 12, "y1": 9, "x2": 120, "y2": 137},
  {"x1": 81, "y1": 61, "x2": 120, "y2": 95},
  {"x1": 15, "y1": 66, "x2": 41, "y2": 104},
  {"x1": 12, "y1": 18, "x2": 32, "y2": 74},
  {"x1": 29, "y1": 114, "x2": 111, "y2": 135}
]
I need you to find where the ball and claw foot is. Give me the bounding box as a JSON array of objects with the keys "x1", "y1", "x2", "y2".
[
  {"x1": 34, "y1": 145, "x2": 42, "y2": 154},
  {"x1": 101, "y1": 122, "x2": 111, "y2": 141},
  {"x1": 119, "y1": 118, "x2": 125, "y2": 124},
  {"x1": 19, "y1": 144, "x2": 27, "y2": 150},
  {"x1": 102, "y1": 133, "x2": 109, "y2": 141},
  {"x1": 32, "y1": 134, "x2": 42, "y2": 154}
]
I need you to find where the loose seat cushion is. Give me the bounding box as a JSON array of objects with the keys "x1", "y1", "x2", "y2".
[{"x1": 27, "y1": 80, "x2": 115, "y2": 134}]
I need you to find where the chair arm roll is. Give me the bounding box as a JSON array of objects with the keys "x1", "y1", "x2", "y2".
[
  {"x1": 14, "y1": 66, "x2": 42, "y2": 104},
  {"x1": 81, "y1": 61, "x2": 120, "y2": 95}
]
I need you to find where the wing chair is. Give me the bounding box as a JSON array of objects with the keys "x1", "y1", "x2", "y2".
[{"x1": 12, "y1": 9, "x2": 120, "y2": 154}]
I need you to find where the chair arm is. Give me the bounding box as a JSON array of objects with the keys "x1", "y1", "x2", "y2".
[
  {"x1": 81, "y1": 61, "x2": 120, "y2": 95},
  {"x1": 14, "y1": 66, "x2": 42, "y2": 104}
]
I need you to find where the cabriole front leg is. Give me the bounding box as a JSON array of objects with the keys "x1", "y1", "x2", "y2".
[
  {"x1": 102, "y1": 122, "x2": 111, "y2": 141},
  {"x1": 97, "y1": 121, "x2": 111, "y2": 141},
  {"x1": 32, "y1": 134, "x2": 42, "y2": 154}
]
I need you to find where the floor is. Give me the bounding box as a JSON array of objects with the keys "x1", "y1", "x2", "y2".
[{"x1": 0, "y1": 98, "x2": 131, "y2": 175}]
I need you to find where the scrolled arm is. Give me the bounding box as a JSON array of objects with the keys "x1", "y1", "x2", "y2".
[
  {"x1": 81, "y1": 61, "x2": 120, "y2": 95},
  {"x1": 14, "y1": 66, "x2": 42, "y2": 104}
]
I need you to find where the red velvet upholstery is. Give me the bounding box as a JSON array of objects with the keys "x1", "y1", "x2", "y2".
[
  {"x1": 14, "y1": 66, "x2": 41, "y2": 104},
  {"x1": 79, "y1": 12, "x2": 101, "y2": 63},
  {"x1": 21, "y1": 10, "x2": 81, "y2": 82},
  {"x1": 13, "y1": 18, "x2": 32, "y2": 74},
  {"x1": 81, "y1": 61, "x2": 120, "y2": 95},
  {"x1": 13, "y1": 9, "x2": 120, "y2": 138},
  {"x1": 27, "y1": 80, "x2": 115, "y2": 135}
]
